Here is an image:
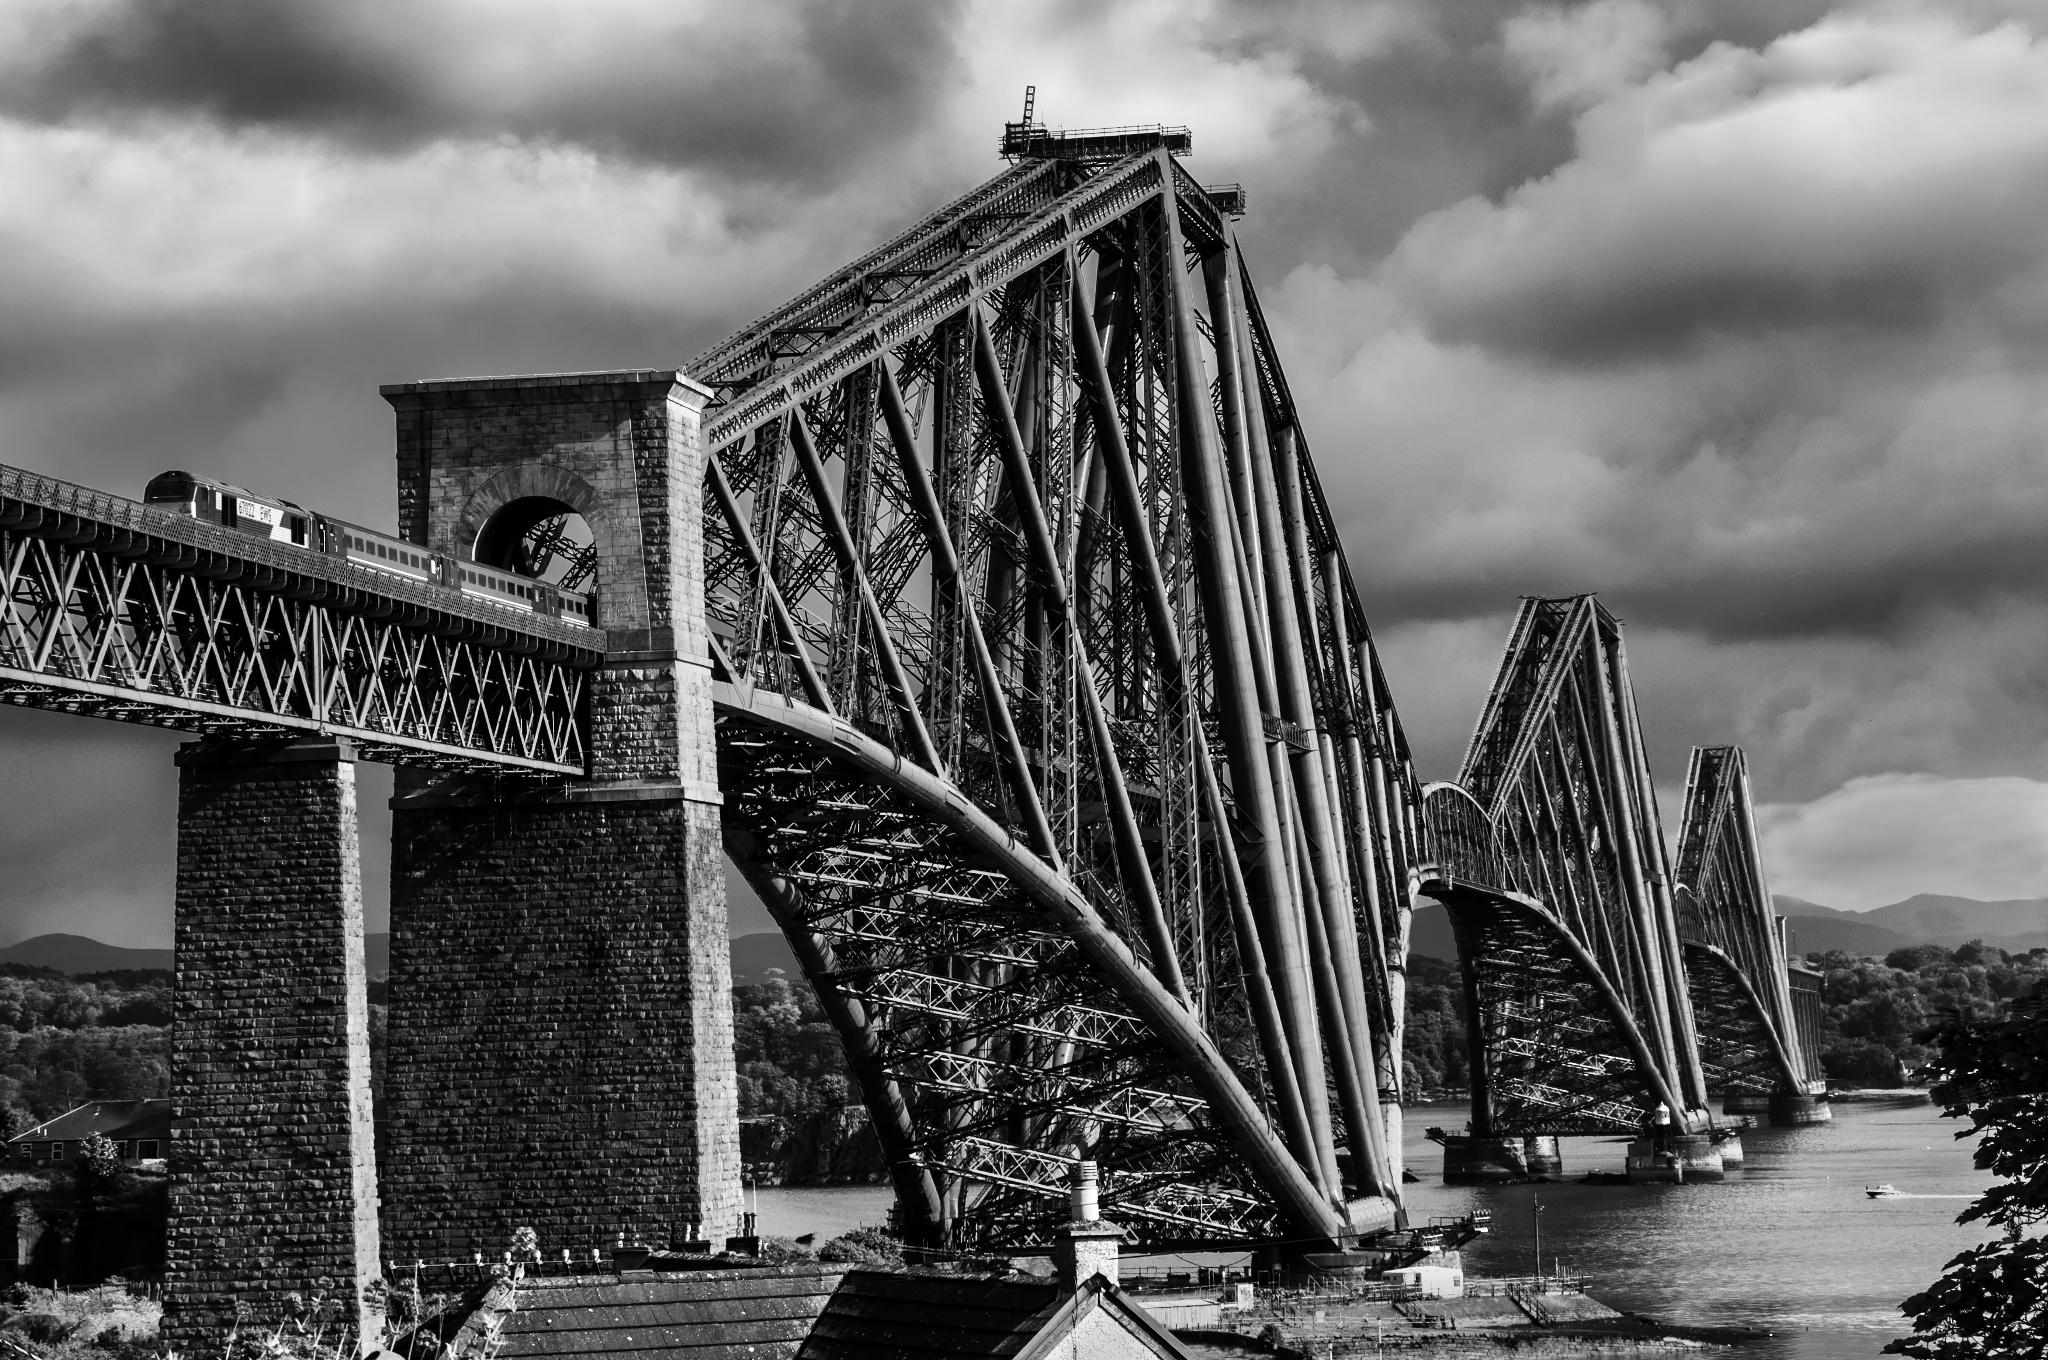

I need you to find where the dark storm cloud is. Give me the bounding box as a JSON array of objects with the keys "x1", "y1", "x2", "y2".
[
  {"x1": 1285, "y1": 11, "x2": 2048, "y2": 649},
  {"x1": 3, "y1": 0, "x2": 2047, "y2": 922},
  {"x1": 3, "y1": 0, "x2": 966, "y2": 186}
]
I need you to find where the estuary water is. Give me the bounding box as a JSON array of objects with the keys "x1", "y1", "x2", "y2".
[{"x1": 756, "y1": 1094, "x2": 1990, "y2": 1360}]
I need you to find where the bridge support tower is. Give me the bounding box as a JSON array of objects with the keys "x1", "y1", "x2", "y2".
[
  {"x1": 163, "y1": 739, "x2": 381, "y2": 1353},
  {"x1": 1767, "y1": 1092, "x2": 1833, "y2": 1126},
  {"x1": 1434, "y1": 1134, "x2": 1564, "y2": 1184},
  {"x1": 378, "y1": 372, "x2": 740, "y2": 1262}
]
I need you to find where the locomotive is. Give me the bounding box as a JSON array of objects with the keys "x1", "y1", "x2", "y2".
[{"x1": 142, "y1": 470, "x2": 595, "y2": 627}]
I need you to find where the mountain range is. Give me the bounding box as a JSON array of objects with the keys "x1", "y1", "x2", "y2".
[
  {"x1": 1408, "y1": 892, "x2": 2046, "y2": 962},
  {"x1": 5, "y1": 891, "x2": 2041, "y2": 977}
]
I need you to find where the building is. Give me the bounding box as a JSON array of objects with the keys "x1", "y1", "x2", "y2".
[
  {"x1": 7, "y1": 1099, "x2": 171, "y2": 1168},
  {"x1": 444, "y1": 1169, "x2": 1195, "y2": 1360}
]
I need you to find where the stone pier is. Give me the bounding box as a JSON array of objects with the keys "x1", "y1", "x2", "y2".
[
  {"x1": 162, "y1": 740, "x2": 381, "y2": 1353},
  {"x1": 378, "y1": 371, "x2": 740, "y2": 1262},
  {"x1": 1439, "y1": 1136, "x2": 1528, "y2": 1184},
  {"x1": 1766, "y1": 1092, "x2": 1833, "y2": 1126}
]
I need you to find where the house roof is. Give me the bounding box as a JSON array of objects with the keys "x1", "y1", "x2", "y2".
[
  {"x1": 478, "y1": 1264, "x2": 1195, "y2": 1360},
  {"x1": 796, "y1": 1270, "x2": 1062, "y2": 1360},
  {"x1": 494, "y1": 1266, "x2": 845, "y2": 1360},
  {"x1": 6, "y1": 1099, "x2": 170, "y2": 1145}
]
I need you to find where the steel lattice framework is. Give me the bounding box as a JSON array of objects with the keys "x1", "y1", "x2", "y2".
[
  {"x1": 692, "y1": 141, "x2": 1428, "y2": 1251},
  {"x1": 1419, "y1": 596, "x2": 1712, "y2": 1136},
  {"x1": 1674, "y1": 746, "x2": 1820, "y2": 1098},
  {"x1": 0, "y1": 463, "x2": 597, "y2": 773}
]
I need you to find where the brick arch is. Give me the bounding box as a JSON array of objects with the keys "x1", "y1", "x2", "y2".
[{"x1": 455, "y1": 463, "x2": 606, "y2": 557}]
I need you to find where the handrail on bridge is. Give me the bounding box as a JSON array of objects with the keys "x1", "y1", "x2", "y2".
[
  {"x1": 1419, "y1": 782, "x2": 1496, "y2": 887},
  {"x1": 0, "y1": 461, "x2": 602, "y2": 658}
]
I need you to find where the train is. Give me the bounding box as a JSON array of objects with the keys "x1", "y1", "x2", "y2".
[{"x1": 142, "y1": 470, "x2": 595, "y2": 628}]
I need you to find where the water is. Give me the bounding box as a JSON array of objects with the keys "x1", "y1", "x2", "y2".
[
  {"x1": 1404, "y1": 1098, "x2": 1991, "y2": 1358},
  {"x1": 756, "y1": 1095, "x2": 1990, "y2": 1358}
]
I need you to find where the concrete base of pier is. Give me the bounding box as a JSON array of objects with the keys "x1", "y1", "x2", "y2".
[
  {"x1": 1721, "y1": 1093, "x2": 1771, "y2": 1117},
  {"x1": 1624, "y1": 1133, "x2": 1724, "y2": 1183},
  {"x1": 1767, "y1": 1092, "x2": 1833, "y2": 1126},
  {"x1": 1712, "y1": 1132, "x2": 1744, "y2": 1167},
  {"x1": 1441, "y1": 1137, "x2": 1527, "y2": 1184},
  {"x1": 1521, "y1": 1135, "x2": 1564, "y2": 1176}
]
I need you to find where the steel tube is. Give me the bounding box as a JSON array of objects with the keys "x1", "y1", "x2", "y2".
[
  {"x1": 1614, "y1": 649, "x2": 1711, "y2": 1111},
  {"x1": 875, "y1": 362, "x2": 1061, "y2": 869},
  {"x1": 1587, "y1": 616, "x2": 1682, "y2": 1093},
  {"x1": 1214, "y1": 251, "x2": 1392, "y2": 1199},
  {"x1": 735, "y1": 858, "x2": 946, "y2": 1235},
  {"x1": 969, "y1": 308, "x2": 1189, "y2": 1003},
  {"x1": 786, "y1": 409, "x2": 946, "y2": 776},
  {"x1": 1162, "y1": 190, "x2": 1339, "y2": 1193},
  {"x1": 718, "y1": 682, "x2": 1347, "y2": 1245},
  {"x1": 705, "y1": 456, "x2": 836, "y2": 714},
  {"x1": 1064, "y1": 261, "x2": 1322, "y2": 1186}
]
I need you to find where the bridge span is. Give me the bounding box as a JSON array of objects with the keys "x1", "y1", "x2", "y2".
[{"x1": 0, "y1": 122, "x2": 1824, "y2": 1349}]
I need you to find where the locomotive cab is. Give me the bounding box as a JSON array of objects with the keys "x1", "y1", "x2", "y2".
[{"x1": 145, "y1": 469, "x2": 310, "y2": 545}]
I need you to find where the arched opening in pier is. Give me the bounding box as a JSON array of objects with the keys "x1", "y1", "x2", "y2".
[{"x1": 473, "y1": 496, "x2": 598, "y2": 593}]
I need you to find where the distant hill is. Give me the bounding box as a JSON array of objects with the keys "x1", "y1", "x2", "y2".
[
  {"x1": 731, "y1": 931, "x2": 800, "y2": 983},
  {"x1": 0, "y1": 934, "x2": 171, "y2": 973},
  {"x1": 1858, "y1": 894, "x2": 2048, "y2": 953},
  {"x1": 1412, "y1": 893, "x2": 2042, "y2": 964},
  {"x1": 1778, "y1": 912, "x2": 1913, "y2": 959}
]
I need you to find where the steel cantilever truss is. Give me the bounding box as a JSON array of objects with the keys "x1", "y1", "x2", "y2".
[
  {"x1": 694, "y1": 144, "x2": 1428, "y2": 1250},
  {"x1": 1674, "y1": 746, "x2": 1820, "y2": 1097},
  {"x1": 0, "y1": 463, "x2": 596, "y2": 773},
  {"x1": 1420, "y1": 597, "x2": 1711, "y2": 1136}
]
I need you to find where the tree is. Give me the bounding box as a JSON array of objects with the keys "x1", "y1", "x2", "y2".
[
  {"x1": 1887, "y1": 990, "x2": 2048, "y2": 1357},
  {"x1": 76, "y1": 1130, "x2": 123, "y2": 1193}
]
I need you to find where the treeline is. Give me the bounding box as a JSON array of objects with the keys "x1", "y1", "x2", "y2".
[
  {"x1": 0, "y1": 967, "x2": 171, "y2": 1134},
  {"x1": 1808, "y1": 941, "x2": 2048, "y2": 1086},
  {"x1": 730, "y1": 977, "x2": 856, "y2": 1123},
  {"x1": 8, "y1": 942, "x2": 2045, "y2": 1139}
]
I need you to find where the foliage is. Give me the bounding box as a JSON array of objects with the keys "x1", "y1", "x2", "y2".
[
  {"x1": 1887, "y1": 989, "x2": 2048, "y2": 1357},
  {"x1": 0, "y1": 1027, "x2": 169, "y2": 1121},
  {"x1": 75, "y1": 1134, "x2": 122, "y2": 1193},
  {"x1": 1400, "y1": 956, "x2": 1469, "y2": 1094},
  {"x1": 1807, "y1": 943, "x2": 2048, "y2": 1087},
  {"x1": 731, "y1": 978, "x2": 854, "y2": 1122},
  {"x1": 0, "y1": 973, "x2": 170, "y2": 1032},
  {"x1": 818, "y1": 1226, "x2": 904, "y2": 1265},
  {"x1": 751, "y1": 1235, "x2": 817, "y2": 1264},
  {"x1": 0, "y1": 1281, "x2": 161, "y2": 1360}
]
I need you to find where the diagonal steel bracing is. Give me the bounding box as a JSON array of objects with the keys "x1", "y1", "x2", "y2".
[
  {"x1": 1420, "y1": 596, "x2": 1713, "y2": 1135},
  {"x1": 0, "y1": 463, "x2": 596, "y2": 773},
  {"x1": 1674, "y1": 745, "x2": 1818, "y2": 1096},
  {"x1": 696, "y1": 142, "x2": 1430, "y2": 1250}
]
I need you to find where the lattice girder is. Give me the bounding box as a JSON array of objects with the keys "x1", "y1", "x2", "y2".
[
  {"x1": 716, "y1": 691, "x2": 1323, "y2": 1247},
  {"x1": 697, "y1": 146, "x2": 1430, "y2": 1249},
  {"x1": 0, "y1": 465, "x2": 595, "y2": 772},
  {"x1": 1674, "y1": 745, "x2": 1813, "y2": 1092},
  {"x1": 1439, "y1": 889, "x2": 1675, "y2": 1135},
  {"x1": 1424, "y1": 596, "x2": 1712, "y2": 1133}
]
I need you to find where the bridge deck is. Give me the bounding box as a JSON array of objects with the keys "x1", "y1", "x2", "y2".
[{"x1": 0, "y1": 461, "x2": 602, "y2": 773}]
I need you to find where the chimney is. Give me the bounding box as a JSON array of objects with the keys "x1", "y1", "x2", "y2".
[{"x1": 1051, "y1": 1162, "x2": 1122, "y2": 1292}]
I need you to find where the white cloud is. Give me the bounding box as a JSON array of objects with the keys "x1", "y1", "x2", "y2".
[
  {"x1": 1501, "y1": 0, "x2": 1673, "y2": 113},
  {"x1": 1757, "y1": 773, "x2": 2048, "y2": 909}
]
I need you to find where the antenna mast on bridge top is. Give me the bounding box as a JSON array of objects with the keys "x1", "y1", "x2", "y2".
[{"x1": 999, "y1": 85, "x2": 1193, "y2": 163}]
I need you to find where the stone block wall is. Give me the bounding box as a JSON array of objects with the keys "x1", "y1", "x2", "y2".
[
  {"x1": 163, "y1": 740, "x2": 380, "y2": 1352},
  {"x1": 381, "y1": 794, "x2": 738, "y2": 1260},
  {"x1": 377, "y1": 371, "x2": 739, "y2": 1261}
]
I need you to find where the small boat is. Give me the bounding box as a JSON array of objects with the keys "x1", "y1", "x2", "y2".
[{"x1": 1866, "y1": 1183, "x2": 1901, "y2": 1198}]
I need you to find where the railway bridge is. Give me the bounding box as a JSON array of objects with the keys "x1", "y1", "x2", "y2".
[{"x1": 0, "y1": 118, "x2": 1822, "y2": 1349}]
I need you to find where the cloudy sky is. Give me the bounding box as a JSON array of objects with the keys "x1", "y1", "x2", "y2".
[{"x1": 3, "y1": 0, "x2": 2047, "y2": 947}]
